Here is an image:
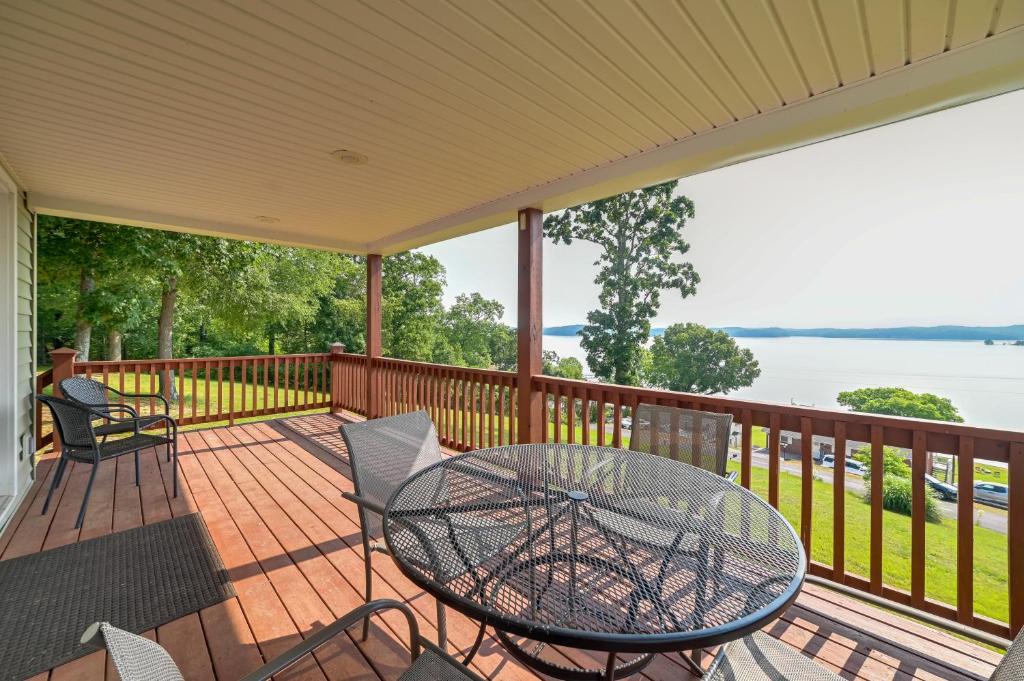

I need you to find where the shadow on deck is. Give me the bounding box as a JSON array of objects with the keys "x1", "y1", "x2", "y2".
[{"x1": 0, "y1": 413, "x2": 1000, "y2": 681}]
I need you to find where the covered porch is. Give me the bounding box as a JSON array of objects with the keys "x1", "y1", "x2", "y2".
[{"x1": 0, "y1": 413, "x2": 1000, "y2": 680}]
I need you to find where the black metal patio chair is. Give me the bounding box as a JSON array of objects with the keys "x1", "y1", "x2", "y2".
[
  {"x1": 629, "y1": 403, "x2": 735, "y2": 479},
  {"x1": 36, "y1": 395, "x2": 178, "y2": 529},
  {"x1": 339, "y1": 411, "x2": 522, "y2": 660},
  {"x1": 59, "y1": 375, "x2": 169, "y2": 439},
  {"x1": 81, "y1": 598, "x2": 483, "y2": 681}
]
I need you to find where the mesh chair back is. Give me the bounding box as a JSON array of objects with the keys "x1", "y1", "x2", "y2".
[
  {"x1": 629, "y1": 403, "x2": 734, "y2": 477},
  {"x1": 340, "y1": 411, "x2": 443, "y2": 538},
  {"x1": 992, "y1": 626, "x2": 1024, "y2": 680},
  {"x1": 37, "y1": 395, "x2": 97, "y2": 449},
  {"x1": 94, "y1": 623, "x2": 184, "y2": 681},
  {"x1": 60, "y1": 376, "x2": 115, "y2": 416}
]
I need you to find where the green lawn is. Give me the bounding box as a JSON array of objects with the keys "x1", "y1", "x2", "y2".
[
  {"x1": 728, "y1": 459, "x2": 1008, "y2": 623},
  {"x1": 39, "y1": 371, "x2": 328, "y2": 444}
]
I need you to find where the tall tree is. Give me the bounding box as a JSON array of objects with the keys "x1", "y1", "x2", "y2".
[
  {"x1": 38, "y1": 217, "x2": 147, "y2": 360},
  {"x1": 544, "y1": 180, "x2": 699, "y2": 386},
  {"x1": 837, "y1": 387, "x2": 964, "y2": 422},
  {"x1": 442, "y1": 293, "x2": 512, "y2": 368},
  {"x1": 382, "y1": 252, "x2": 446, "y2": 361},
  {"x1": 645, "y1": 323, "x2": 760, "y2": 394}
]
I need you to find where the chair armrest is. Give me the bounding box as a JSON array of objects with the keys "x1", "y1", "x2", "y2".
[
  {"x1": 237, "y1": 599, "x2": 421, "y2": 681},
  {"x1": 725, "y1": 471, "x2": 738, "y2": 483},
  {"x1": 112, "y1": 388, "x2": 171, "y2": 414},
  {"x1": 341, "y1": 490, "x2": 386, "y2": 516}
]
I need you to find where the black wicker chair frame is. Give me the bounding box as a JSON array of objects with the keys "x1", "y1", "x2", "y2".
[
  {"x1": 59, "y1": 376, "x2": 169, "y2": 440},
  {"x1": 36, "y1": 394, "x2": 178, "y2": 529}
]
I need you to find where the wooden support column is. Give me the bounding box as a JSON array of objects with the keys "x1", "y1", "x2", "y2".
[
  {"x1": 517, "y1": 208, "x2": 543, "y2": 444},
  {"x1": 329, "y1": 342, "x2": 345, "y2": 413},
  {"x1": 366, "y1": 254, "x2": 382, "y2": 419},
  {"x1": 49, "y1": 347, "x2": 78, "y2": 452}
]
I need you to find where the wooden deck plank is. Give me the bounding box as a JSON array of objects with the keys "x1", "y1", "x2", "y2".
[
  {"x1": 199, "y1": 427, "x2": 402, "y2": 681},
  {"x1": 176, "y1": 431, "x2": 329, "y2": 681},
  {"x1": 240, "y1": 422, "x2": 547, "y2": 681},
  {"x1": 3, "y1": 415, "x2": 999, "y2": 681}
]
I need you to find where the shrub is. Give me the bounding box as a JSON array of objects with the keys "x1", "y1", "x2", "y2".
[{"x1": 864, "y1": 474, "x2": 941, "y2": 523}]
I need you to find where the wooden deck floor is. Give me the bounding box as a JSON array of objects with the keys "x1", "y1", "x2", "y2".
[{"x1": 0, "y1": 413, "x2": 1001, "y2": 681}]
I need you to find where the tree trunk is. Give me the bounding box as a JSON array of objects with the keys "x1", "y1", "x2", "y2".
[
  {"x1": 74, "y1": 269, "x2": 95, "y2": 361},
  {"x1": 268, "y1": 327, "x2": 276, "y2": 355},
  {"x1": 157, "y1": 276, "x2": 178, "y2": 400},
  {"x1": 107, "y1": 328, "x2": 123, "y2": 361}
]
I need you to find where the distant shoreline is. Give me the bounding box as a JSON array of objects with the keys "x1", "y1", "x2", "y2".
[{"x1": 542, "y1": 323, "x2": 1024, "y2": 342}]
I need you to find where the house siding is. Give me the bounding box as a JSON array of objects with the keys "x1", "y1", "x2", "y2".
[{"x1": 15, "y1": 200, "x2": 34, "y2": 486}]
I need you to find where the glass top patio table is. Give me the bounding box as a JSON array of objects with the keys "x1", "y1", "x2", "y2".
[{"x1": 383, "y1": 444, "x2": 805, "y2": 680}]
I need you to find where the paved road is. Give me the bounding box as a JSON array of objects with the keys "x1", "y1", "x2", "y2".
[{"x1": 739, "y1": 448, "x2": 1008, "y2": 535}]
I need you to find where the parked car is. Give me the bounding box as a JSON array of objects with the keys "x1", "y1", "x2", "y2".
[
  {"x1": 923, "y1": 473, "x2": 958, "y2": 501},
  {"x1": 844, "y1": 459, "x2": 867, "y2": 477},
  {"x1": 974, "y1": 482, "x2": 1009, "y2": 508},
  {"x1": 620, "y1": 417, "x2": 632, "y2": 430},
  {"x1": 822, "y1": 455, "x2": 837, "y2": 468}
]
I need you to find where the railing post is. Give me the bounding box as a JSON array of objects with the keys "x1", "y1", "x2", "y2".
[
  {"x1": 49, "y1": 347, "x2": 78, "y2": 452},
  {"x1": 366, "y1": 254, "x2": 383, "y2": 419},
  {"x1": 517, "y1": 207, "x2": 543, "y2": 444},
  {"x1": 329, "y1": 342, "x2": 345, "y2": 413}
]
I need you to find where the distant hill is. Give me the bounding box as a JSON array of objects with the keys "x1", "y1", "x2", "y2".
[{"x1": 544, "y1": 324, "x2": 1024, "y2": 341}]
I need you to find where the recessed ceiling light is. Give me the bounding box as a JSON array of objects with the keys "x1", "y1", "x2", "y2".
[
  {"x1": 331, "y1": 149, "x2": 368, "y2": 165},
  {"x1": 254, "y1": 215, "x2": 279, "y2": 224}
]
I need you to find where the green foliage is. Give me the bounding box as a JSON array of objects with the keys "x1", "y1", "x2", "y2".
[
  {"x1": 852, "y1": 445, "x2": 910, "y2": 483},
  {"x1": 863, "y1": 474, "x2": 942, "y2": 523},
  {"x1": 441, "y1": 293, "x2": 516, "y2": 369},
  {"x1": 38, "y1": 217, "x2": 518, "y2": 371},
  {"x1": 542, "y1": 351, "x2": 584, "y2": 379},
  {"x1": 544, "y1": 180, "x2": 699, "y2": 386},
  {"x1": 645, "y1": 323, "x2": 760, "y2": 394},
  {"x1": 837, "y1": 387, "x2": 963, "y2": 423}
]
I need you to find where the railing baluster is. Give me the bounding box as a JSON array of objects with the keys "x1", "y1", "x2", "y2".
[
  {"x1": 1009, "y1": 442, "x2": 1024, "y2": 634},
  {"x1": 911, "y1": 430, "x2": 927, "y2": 608},
  {"x1": 800, "y1": 416, "x2": 813, "y2": 552},
  {"x1": 957, "y1": 435, "x2": 975, "y2": 624},
  {"x1": 770, "y1": 411, "x2": 782, "y2": 507},
  {"x1": 740, "y1": 408, "x2": 752, "y2": 488},
  {"x1": 870, "y1": 424, "x2": 884, "y2": 595},
  {"x1": 833, "y1": 421, "x2": 847, "y2": 581}
]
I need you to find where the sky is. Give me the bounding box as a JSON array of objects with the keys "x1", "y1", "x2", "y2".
[{"x1": 420, "y1": 89, "x2": 1024, "y2": 329}]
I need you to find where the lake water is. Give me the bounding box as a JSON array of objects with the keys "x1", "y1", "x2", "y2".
[{"x1": 543, "y1": 335, "x2": 1024, "y2": 432}]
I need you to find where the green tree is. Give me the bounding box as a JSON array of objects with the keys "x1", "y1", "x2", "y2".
[
  {"x1": 644, "y1": 323, "x2": 760, "y2": 394},
  {"x1": 852, "y1": 444, "x2": 910, "y2": 483},
  {"x1": 544, "y1": 180, "x2": 699, "y2": 386},
  {"x1": 383, "y1": 252, "x2": 446, "y2": 361},
  {"x1": 38, "y1": 217, "x2": 153, "y2": 360},
  {"x1": 837, "y1": 387, "x2": 963, "y2": 423},
  {"x1": 441, "y1": 293, "x2": 511, "y2": 368},
  {"x1": 543, "y1": 351, "x2": 584, "y2": 379}
]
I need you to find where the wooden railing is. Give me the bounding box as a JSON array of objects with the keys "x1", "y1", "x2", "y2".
[
  {"x1": 374, "y1": 357, "x2": 517, "y2": 451},
  {"x1": 34, "y1": 345, "x2": 1023, "y2": 638},
  {"x1": 36, "y1": 352, "x2": 333, "y2": 449},
  {"x1": 534, "y1": 375, "x2": 1024, "y2": 640}
]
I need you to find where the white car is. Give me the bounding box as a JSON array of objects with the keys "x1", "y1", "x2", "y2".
[
  {"x1": 620, "y1": 417, "x2": 632, "y2": 430},
  {"x1": 974, "y1": 482, "x2": 1009, "y2": 508},
  {"x1": 843, "y1": 459, "x2": 867, "y2": 476}
]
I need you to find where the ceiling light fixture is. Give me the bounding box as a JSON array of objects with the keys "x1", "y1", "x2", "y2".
[
  {"x1": 254, "y1": 215, "x2": 280, "y2": 224},
  {"x1": 331, "y1": 149, "x2": 368, "y2": 165}
]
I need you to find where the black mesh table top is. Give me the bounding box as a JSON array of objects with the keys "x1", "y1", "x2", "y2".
[{"x1": 384, "y1": 444, "x2": 805, "y2": 655}]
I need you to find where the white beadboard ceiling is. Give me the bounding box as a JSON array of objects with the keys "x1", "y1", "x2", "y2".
[{"x1": 1, "y1": 0, "x2": 1022, "y2": 254}]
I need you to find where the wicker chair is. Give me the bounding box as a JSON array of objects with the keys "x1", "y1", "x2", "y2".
[
  {"x1": 36, "y1": 395, "x2": 177, "y2": 529},
  {"x1": 60, "y1": 376, "x2": 169, "y2": 439},
  {"x1": 81, "y1": 599, "x2": 482, "y2": 681},
  {"x1": 705, "y1": 623, "x2": 1024, "y2": 680},
  {"x1": 339, "y1": 411, "x2": 521, "y2": 660},
  {"x1": 629, "y1": 403, "x2": 735, "y2": 480}
]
